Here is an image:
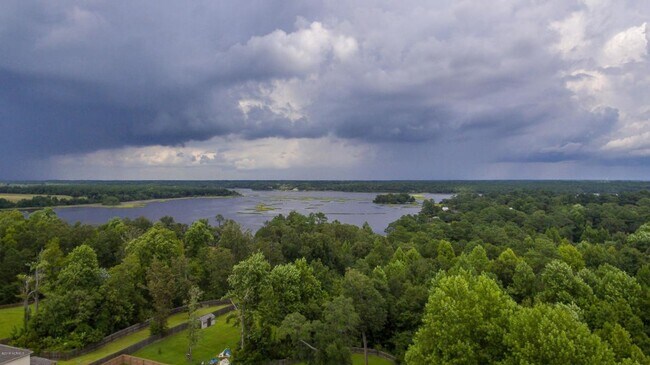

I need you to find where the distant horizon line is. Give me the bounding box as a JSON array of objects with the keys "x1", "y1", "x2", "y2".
[{"x1": 3, "y1": 179, "x2": 650, "y2": 183}]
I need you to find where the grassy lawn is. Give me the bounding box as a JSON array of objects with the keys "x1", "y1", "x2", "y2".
[
  {"x1": 352, "y1": 354, "x2": 394, "y2": 365},
  {"x1": 0, "y1": 305, "x2": 29, "y2": 339},
  {"x1": 134, "y1": 314, "x2": 394, "y2": 365},
  {"x1": 0, "y1": 193, "x2": 73, "y2": 202},
  {"x1": 59, "y1": 304, "x2": 229, "y2": 365},
  {"x1": 134, "y1": 313, "x2": 239, "y2": 365},
  {"x1": 296, "y1": 354, "x2": 393, "y2": 365}
]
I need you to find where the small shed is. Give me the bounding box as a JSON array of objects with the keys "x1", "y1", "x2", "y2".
[{"x1": 198, "y1": 313, "x2": 216, "y2": 329}]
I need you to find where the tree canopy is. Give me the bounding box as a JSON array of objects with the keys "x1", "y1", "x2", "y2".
[{"x1": 2, "y1": 188, "x2": 650, "y2": 363}]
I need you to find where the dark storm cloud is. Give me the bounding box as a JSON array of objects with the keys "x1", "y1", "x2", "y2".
[
  {"x1": 0, "y1": 1, "x2": 324, "y2": 177},
  {"x1": 1, "y1": 0, "x2": 649, "y2": 178},
  {"x1": 496, "y1": 106, "x2": 620, "y2": 164}
]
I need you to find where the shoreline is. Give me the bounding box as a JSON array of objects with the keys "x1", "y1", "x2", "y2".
[
  {"x1": 6, "y1": 190, "x2": 450, "y2": 212},
  {"x1": 6, "y1": 195, "x2": 239, "y2": 212}
]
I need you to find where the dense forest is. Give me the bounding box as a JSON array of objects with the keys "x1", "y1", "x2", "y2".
[
  {"x1": 1, "y1": 189, "x2": 650, "y2": 364},
  {"x1": 373, "y1": 193, "x2": 416, "y2": 204},
  {"x1": 5, "y1": 179, "x2": 650, "y2": 196},
  {"x1": 4, "y1": 179, "x2": 650, "y2": 209}
]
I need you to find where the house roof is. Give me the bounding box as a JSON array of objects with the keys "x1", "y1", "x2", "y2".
[{"x1": 0, "y1": 344, "x2": 31, "y2": 365}]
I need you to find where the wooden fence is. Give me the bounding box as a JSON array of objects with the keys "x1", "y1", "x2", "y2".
[
  {"x1": 268, "y1": 347, "x2": 396, "y2": 365},
  {"x1": 39, "y1": 299, "x2": 232, "y2": 361},
  {"x1": 267, "y1": 360, "x2": 300, "y2": 365},
  {"x1": 99, "y1": 354, "x2": 168, "y2": 365},
  {"x1": 0, "y1": 301, "x2": 26, "y2": 309},
  {"x1": 88, "y1": 324, "x2": 188, "y2": 365},
  {"x1": 88, "y1": 305, "x2": 235, "y2": 365},
  {"x1": 351, "y1": 347, "x2": 397, "y2": 362}
]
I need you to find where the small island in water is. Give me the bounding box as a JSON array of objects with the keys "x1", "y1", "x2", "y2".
[{"x1": 373, "y1": 192, "x2": 416, "y2": 204}]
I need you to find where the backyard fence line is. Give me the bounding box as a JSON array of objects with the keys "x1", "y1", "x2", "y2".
[
  {"x1": 38, "y1": 299, "x2": 232, "y2": 361},
  {"x1": 268, "y1": 347, "x2": 397, "y2": 365},
  {"x1": 0, "y1": 301, "x2": 30, "y2": 309},
  {"x1": 91, "y1": 305, "x2": 234, "y2": 365},
  {"x1": 89, "y1": 323, "x2": 189, "y2": 365},
  {"x1": 350, "y1": 347, "x2": 397, "y2": 362},
  {"x1": 98, "y1": 354, "x2": 168, "y2": 365},
  {"x1": 267, "y1": 359, "x2": 300, "y2": 365}
]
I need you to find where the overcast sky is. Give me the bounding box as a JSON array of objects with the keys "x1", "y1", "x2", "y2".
[{"x1": 1, "y1": 0, "x2": 649, "y2": 180}]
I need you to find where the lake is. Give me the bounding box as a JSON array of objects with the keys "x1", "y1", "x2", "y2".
[{"x1": 53, "y1": 190, "x2": 453, "y2": 233}]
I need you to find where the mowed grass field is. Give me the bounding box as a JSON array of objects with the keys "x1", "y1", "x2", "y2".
[
  {"x1": 23, "y1": 303, "x2": 391, "y2": 365},
  {"x1": 0, "y1": 193, "x2": 73, "y2": 202},
  {"x1": 59, "y1": 304, "x2": 229, "y2": 365},
  {"x1": 135, "y1": 313, "x2": 393, "y2": 365},
  {"x1": 0, "y1": 305, "x2": 29, "y2": 339},
  {"x1": 297, "y1": 354, "x2": 393, "y2": 365},
  {"x1": 295, "y1": 353, "x2": 394, "y2": 365},
  {"x1": 351, "y1": 354, "x2": 394, "y2": 365},
  {"x1": 134, "y1": 313, "x2": 239, "y2": 365}
]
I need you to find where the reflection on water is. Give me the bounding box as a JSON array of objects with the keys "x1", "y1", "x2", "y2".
[{"x1": 53, "y1": 189, "x2": 452, "y2": 234}]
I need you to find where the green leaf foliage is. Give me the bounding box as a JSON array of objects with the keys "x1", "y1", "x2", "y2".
[
  {"x1": 504, "y1": 304, "x2": 615, "y2": 365},
  {"x1": 406, "y1": 273, "x2": 516, "y2": 364}
]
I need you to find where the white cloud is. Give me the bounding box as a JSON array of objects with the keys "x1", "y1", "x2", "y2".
[
  {"x1": 601, "y1": 22, "x2": 648, "y2": 67},
  {"x1": 219, "y1": 137, "x2": 372, "y2": 170},
  {"x1": 551, "y1": 12, "x2": 590, "y2": 59},
  {"x1": 51, "y1": 136, "x2": 373, "y2": 172},
  {"x1": 238, "y1": 78, "x2": 312, "y2": 122},
  {"x1": 54, "y1": 145, "x2": 218, "y2": 167},
  {"x1": 224, "y1": 21, "x2": 358, "y2": 77},
  {"x1": 603, "y1": 131, "x2": 650, "y2": 154},
  {"x1": 555, "y1": 13, "x2": 650, "y2": 159},
  {"x1": 565, "y1": 69, "x2": 609, "y2": 109}
]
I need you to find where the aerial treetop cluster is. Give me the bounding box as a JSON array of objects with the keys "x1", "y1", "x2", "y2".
[
  {"x1": 373, "y1": 193, "x2": 416, "y2": 204},
  {"x1": 0, "y1": 188, "x2": 649, "y2": 364}
]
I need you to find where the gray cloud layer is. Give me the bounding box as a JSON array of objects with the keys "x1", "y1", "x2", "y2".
[{"x1": 1, "y1": 0, "x2": 649, "y2": 178}]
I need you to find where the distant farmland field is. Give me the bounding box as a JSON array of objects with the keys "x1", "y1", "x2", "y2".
[{"x1": 0, "y1": 193, "x2": 73, "y2": 202}]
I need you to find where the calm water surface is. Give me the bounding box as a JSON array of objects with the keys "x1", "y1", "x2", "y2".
[{"x1": 53, "y1": 190, "x2": 452, "y2": 234}]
